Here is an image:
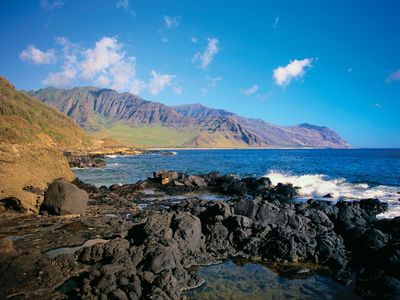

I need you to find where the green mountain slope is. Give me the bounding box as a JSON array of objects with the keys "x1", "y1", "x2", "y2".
[
  {"x1": 30, "y1": 87, "x2": 350, "y2": 149},
  {"x1": 1, "y1": 78, "x2": 84, "y2": 147}
]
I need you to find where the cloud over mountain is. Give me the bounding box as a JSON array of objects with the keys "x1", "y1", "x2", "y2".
[
  {"x1": 192, "y1": 38, "x2": 219, "y2": 69},
  {"x1": 273, "y1": 58, "x2": 313, "y2": 86},
  {"x1": 19, "y1": 45, "x2": 56, "y2": 65}
]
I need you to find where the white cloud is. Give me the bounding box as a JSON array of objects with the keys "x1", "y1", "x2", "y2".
[
  {"x1": 192, "y1": 38, "x2": 219, "y2": 69},
  {"x1": 273, "y1": 58, "x2": 313, "y2": 86},
  {"x1": 160, "y1": 37, "x2": 169, "y2": 43},
  {"x1": 148, "y1": 70, "x2": 175, "y2": 95},
  {"x1": 43, "y1": 66, "x2": 76, "y2": 87},
  {"x1": 191, "y1": 37, "x2": 197, "y2": 43},
  {"x1": 386, "y1": 69, "x2": 400, "y2": 83},
  {"x1": 40, "y1": 0, "x2": 63, "y2": 11},
  {"x1": 116, "y1": 0, "x2": 128, "y2": 9},
  {"x1": 200, "y1": 88, "x2": 207, "y2": 96},
  {"x1": 34, "y1": 36, "x2": 174, "y2": 95},
  {"x1": 374, "y1": 103, "x2": 382, "y2": 108},
  {"x1": 164, "y1": 16, "x2": 180, "y2": 28},
  {"x1": 41, "y1": 36, "x2": 143, "y2": 93},
  {"x1": 42, "y1": 37, "x2": 78, "y2": 86},
  {"x1": 347, "y1": 67, "x2": 353, "y2": 73},
  {"x1": 80, "y1": 37, "x2": 123, "y2": 80},
  {"x1": 257, "y1": 91, "x2": 272, "y2": 101},
  {"x1": 116, "y1": 0, "x2": 136, "y2": 16},
  {"x1": 241, "y1": 84, "x2": 259, "y2": 96},
  {"x1": 207, "y1": 76, "x2": 222, "y2": 87},
  {"x1": 80, "y1": 37, "x2": 144, "y2": 94},
  {"x1": 273, "y1": 16, "x2": 280, "y2": 29},
  {"x1": 20, "y1": 45, "x2": 56, "y2": 65},
  {"x1": 173, "y1": 86, "x2": 182, "y2": 95},
  {"x1": 107, "y1": 57, "x2": 138, "y2": 91}
]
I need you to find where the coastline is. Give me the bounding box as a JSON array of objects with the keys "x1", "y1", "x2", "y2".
[
  {"x1": 1, "y1": 168, "x2": 398, "y2": 299},
  {"x1": 147, "y1": 146, "x2": 354, "y2": 151}
]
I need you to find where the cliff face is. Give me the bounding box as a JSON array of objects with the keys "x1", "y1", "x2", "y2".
[
  {"x1": 31, "y1": 87, "x2": 190, "y2": 129},
  {"x1": 0, "y1": 77, "x2": 85, "y2": 212},
  {"x1": 30, "y1": 87, "x2": 349, "y2": 148},
  {"x1": 175, "y1": 104, "x2": 349, "y2": 148}
]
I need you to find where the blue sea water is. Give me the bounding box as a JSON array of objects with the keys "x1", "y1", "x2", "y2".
[{"x1": 74, "y1": 149, "x2": 400, "y2": 217}]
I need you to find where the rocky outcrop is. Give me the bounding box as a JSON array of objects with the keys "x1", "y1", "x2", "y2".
[
  {"x1": 0, "y1": 172, "x2": 398, "y2": 299},
  {"x1": 0, "y1": 144, "x2": 76, "y2": 213},
  {"x1": 40, "y1": 179, "x2": 88, "y2": 215},
  {"x1": 0, "y1": 76, "x2": 85, "y2": 213},
  {"x1": 64, "y1": 152, "x2": 106, "y2": 168}
]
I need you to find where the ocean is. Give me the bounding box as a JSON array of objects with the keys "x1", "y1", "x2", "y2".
[
  {"x1": 74, "y1": 148, "x2": 400, "y2": 218},
  {"x1": 74, "y1": 148, "x2": 400, "y2": 298}
]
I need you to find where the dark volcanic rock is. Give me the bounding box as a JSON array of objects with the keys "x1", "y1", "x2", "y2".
[
  {"x1": 65, "y1": 152, "x2": 106, "y2": 168},
  {"x1": 0, "y1": 171, "x2": 398, "y2": 299},
  {"x1": 40, "y1": 179, "x2": 88, "y2": 215},
  {"x1": 358, "y1": 198, "x2": 389, "y2": 216},
  {"x1": 72, "y1": 177, "x2": 99, "y2": 194}
]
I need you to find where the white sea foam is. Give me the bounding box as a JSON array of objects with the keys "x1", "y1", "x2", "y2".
[
  {"x1": 264, "y1": 170, "x2": 400, "y2": 219},
  {"x1": 105, "y1": 154, "x2": 119, "y2": 158}
]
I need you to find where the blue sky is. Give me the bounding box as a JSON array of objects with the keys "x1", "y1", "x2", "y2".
[{"x1": 1, "y1": 0, "x2": 399, "y2": 147}]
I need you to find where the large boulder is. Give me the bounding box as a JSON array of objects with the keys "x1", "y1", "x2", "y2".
[
  {"x1": 153, "y1": 170, "x2": 179, "y2": 185},
  {"x1": 40, "y1": 179, "x2": 88, "y2": 215}
]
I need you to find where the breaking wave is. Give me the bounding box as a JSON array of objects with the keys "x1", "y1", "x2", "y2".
[{"x1": 264, "y1": 170, "x2": 400, "y2": 219}]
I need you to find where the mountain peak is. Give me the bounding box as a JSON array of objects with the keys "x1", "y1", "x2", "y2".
[{"x1": 30, "y1": 87, "x2": 349, "y2": 148}]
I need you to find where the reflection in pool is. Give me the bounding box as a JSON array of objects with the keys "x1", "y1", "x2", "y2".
[{"x1": 186, "y1": 260, "x2": 361, "y2": 300}]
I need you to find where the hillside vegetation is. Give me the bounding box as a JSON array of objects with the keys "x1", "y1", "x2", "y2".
[
  {"x1": 0, "y1": 77, "x2": 85, "y2": 212},
  {"x1": 31, "y1": 87, "x2": 350, "y2": 148},
  {"x1": 0, "y1": 77, "x2": 84, "y2": 146}
]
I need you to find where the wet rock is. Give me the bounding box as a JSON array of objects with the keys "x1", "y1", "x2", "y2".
[
  {"x1": 109, "y1": 183, "x2": 122, "y2": 191},
  {"x1": 40, "y1": 179, "x2": 88, "y2": 215},
  {"x1": 153, "y1": 170, "x2": 179, "y2": 185},
  {"x1": 98, "y1": 185, "x2": 110, "y2": 193},
  {"x1": 273, "y1": 183, "x2": 298, "y2": 198},
  {"x1": 173, "y1": 180, "x2": 185, "y2": 187},
  {"x1": 184, "y1": 180, "x2": 194, "y2": 188},
  {"x1": 242, "y1": 177, "x2": 272, "y2": 194},
  {"x1": 323, "y1": 193, "x2": 333, "y2": 198},
  {"x1": 188, "y1": 175, "x2": 207, "y2": 188},
  {"x1": 356, "y1": 269, "x2": 400, "y2": 299},
  {"x1": 72, "y1": 177, "x2": 99, "y2": 194},
  {"x1": 212, "y1": 175, "x2": 247, "y2": 195},
  {"x1": 358, "y1": 198, "x2": 388, "y2": 216}
]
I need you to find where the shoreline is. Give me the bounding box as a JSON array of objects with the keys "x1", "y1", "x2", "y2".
[
  {"x1": 1, "y1": 170, "x2": 398, "y2": 299},
  {"x1": 147, "y1": 147, "x2": 355, "y2": 151}
]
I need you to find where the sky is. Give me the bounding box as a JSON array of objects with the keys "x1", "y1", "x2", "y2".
[{"x1": 0, "y1": 0, "x2": 399, "y2": 148}]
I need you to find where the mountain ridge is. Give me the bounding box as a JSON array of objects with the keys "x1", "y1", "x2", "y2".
[{"x1": 29, "y1": 87, "x2": 350, "y2": 148}]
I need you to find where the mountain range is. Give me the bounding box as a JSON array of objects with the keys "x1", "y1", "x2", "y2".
[{"x1": 29, "y1": 87, "x2": 350, "y2": 148}]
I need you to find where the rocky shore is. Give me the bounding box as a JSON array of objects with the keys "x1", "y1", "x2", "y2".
[
  {"x1": 64, "y1": 146, "x2": 145, "y2": 169},
  {"x1": 0, "y1": 170, "x2": 399, "y2": 299}
]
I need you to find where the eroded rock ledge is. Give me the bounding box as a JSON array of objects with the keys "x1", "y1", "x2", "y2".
[{"x1": 0, "y1": 171, "x2": 399, "y2": 299}]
